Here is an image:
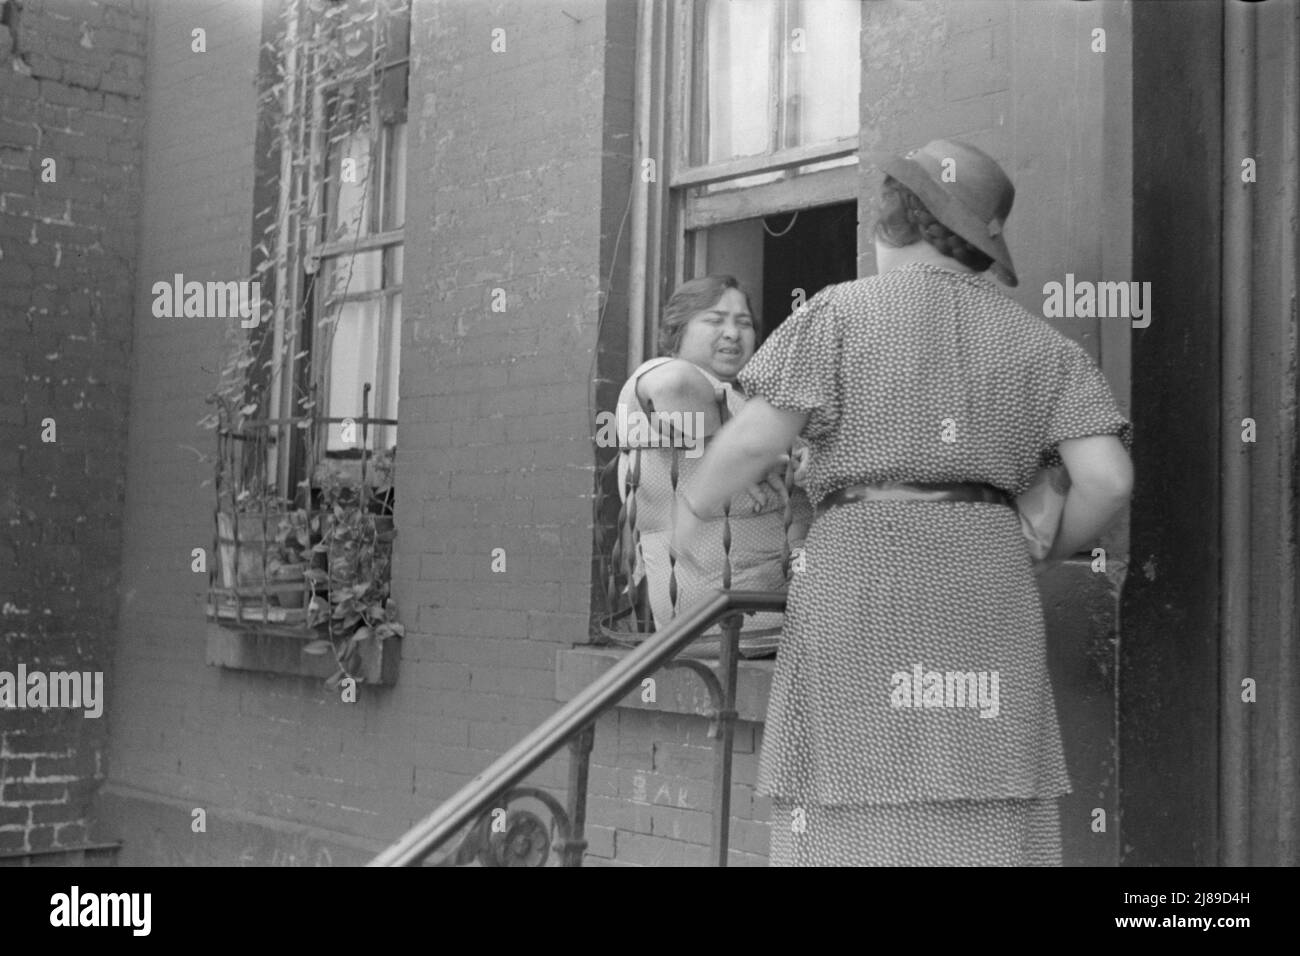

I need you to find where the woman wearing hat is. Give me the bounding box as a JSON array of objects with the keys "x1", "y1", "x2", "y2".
[{"x1": 671, "y1": 139, "x2": 1134, "y2": 865}]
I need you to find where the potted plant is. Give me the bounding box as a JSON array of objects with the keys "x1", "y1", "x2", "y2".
[
  {"x1": 302, "y1": 450, "x2": 402, "y2": 686},
  {"x1": 267, "y1": 508, "x2": 311, "y2": 609},
  {"x1": 215, "y1": 485, "x2": 289, "y2": 593}
]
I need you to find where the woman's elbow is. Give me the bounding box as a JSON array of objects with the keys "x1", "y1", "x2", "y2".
[{"x1": 1078, "y1": 454, "x2": 1134, "y2": 503}]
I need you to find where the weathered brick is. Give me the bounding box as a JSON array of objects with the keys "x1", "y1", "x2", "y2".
[
  {"x1": 0, "y1": 804, "x2": 31, "y2": 827},
  {"x1": 37, "y1": 79, "x2": 102, "y2": 110},
  {"x1": 26, "y1": 824, "x2": 56, "y2": 851},
  {"x1": 2, "y1": 780, "x2": 67, "y2": 803},
  {"x1": 0, "y1": 118, "x2": 41, "y2": 147}
]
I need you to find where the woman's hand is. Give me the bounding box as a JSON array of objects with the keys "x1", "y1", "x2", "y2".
[
  {"x1": 743, "y1": 471, "x2": 790, "y2": 513},
  {"x1": 789, "y1": 440, "x2": 811, "y2": 486},
  {"x1": 746, "y1": 441, "x2": 807, "y2": 511}
]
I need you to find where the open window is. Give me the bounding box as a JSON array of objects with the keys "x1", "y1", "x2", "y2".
[
  {"x1": 629, "y1": 0, "x2": 862, "y2": 366},
  {"x1": 205, "y1": 0, "x2": 409, "y2": 684},
  {"x1": 594, "y1": 0, "x2": 862, "y2": 637}
]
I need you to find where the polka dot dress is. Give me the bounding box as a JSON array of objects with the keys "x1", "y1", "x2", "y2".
[
  {"x1": 617, "y1": 357, "x2": 814, "y2": 658},
  {"x1": 737, "y1": 262, "x2": 1133, "y2": 866}
]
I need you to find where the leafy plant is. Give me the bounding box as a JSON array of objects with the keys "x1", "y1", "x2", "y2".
[
  {"x1": 302, "y1": 457, "x2": 402, "y2": 686},
  {"x1": 195, "y1": 0, "x2": 409, "y2": 440},
  {"x1": 195, "y1": 0, "x2": 410, "y2": 691}
]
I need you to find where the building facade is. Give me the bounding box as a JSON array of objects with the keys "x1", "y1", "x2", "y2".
[{"x1": 0, "y1": 0, "x2": 1296, "y2": 867}]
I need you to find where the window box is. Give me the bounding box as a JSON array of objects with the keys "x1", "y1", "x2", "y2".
[{"x1": 205, "y1": 622, "x2": 399, "y2": 686}]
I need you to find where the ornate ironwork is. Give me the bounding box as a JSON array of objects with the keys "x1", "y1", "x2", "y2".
[
  {"x1": 426, "y1": 786, "x2": 574, "y2": 868},
  {"x1": 371, "y1": 590, "x2": 787, "y2": 868}
]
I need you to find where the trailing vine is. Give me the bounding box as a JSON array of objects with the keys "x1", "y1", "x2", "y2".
[{"x1": 198, "y1": 0, "x2": 411, "y2": 689}]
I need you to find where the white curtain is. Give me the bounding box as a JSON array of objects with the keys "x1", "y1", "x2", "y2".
[
  {"x1": 329, "y1": 128, "x2": 373, "y2": 241},
  {"x1": 786, "y1": 0, "x2": 860, "y2": 148},
  {"x1": 325, "y1": 298, "x2": 380, "y2": 450},
  {"x1": 706, "y1": 0, "x2": 776, "y2": 162},
  {"x1": 704, "y1": 0, "x2": 859, "y2": 163}
]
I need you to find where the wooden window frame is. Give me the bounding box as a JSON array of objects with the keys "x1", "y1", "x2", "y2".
[
  {"x1": 270, "y1": 3, "x2": 408, "y2": 490},
  {"x1": 629, "y1": 0, "x2": 861, "y2": 371}
]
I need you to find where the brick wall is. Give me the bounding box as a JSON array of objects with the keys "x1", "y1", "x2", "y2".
[
  {"x1": 394, "y1": 0, "x2": 634, "y2": 843},
  {"x1": 52, "y1": 0, "x2": 1132, "y2": 868},
  {"x1": 90, "y1": 0, "x2": 268, "y2": 861},
  {"x1": 0, "y1": 0, "x2": 145, "y2": 858},
  {"x1": 95, "y1": 0, "x2": 643, "y2": 865}
]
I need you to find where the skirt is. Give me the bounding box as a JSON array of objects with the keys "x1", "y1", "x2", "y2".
[{"x1": 768, "y1": 796, "x2": 1063, "y2": 866}]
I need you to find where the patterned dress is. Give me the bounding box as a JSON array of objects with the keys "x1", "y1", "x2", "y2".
[
  {"x1": 616, "y1": 357, "x2": 814, "y2": 657},
  {"x1": 738, "y1": 262, "x2": 1133, "y2": 866}
]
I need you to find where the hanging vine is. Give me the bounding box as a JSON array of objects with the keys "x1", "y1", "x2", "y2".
[{"x1": 199, "y1": 0, "x2": 411, "y2": 688}]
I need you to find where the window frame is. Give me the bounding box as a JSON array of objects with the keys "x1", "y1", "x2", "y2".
[
  {"x1": 262, "y1": 0, "x2": 409, "y2": 497},
  {"x1": 629, "y1": 0, "x2": 861, "y2": 370}
]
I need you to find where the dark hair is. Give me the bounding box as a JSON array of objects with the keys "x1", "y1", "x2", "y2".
[
  {"x1": 873, "y1": 175, "x2": 995, "y2": 273},
  {"x1": 657, "y1": 274, "x2": 758, "y2": 357}
]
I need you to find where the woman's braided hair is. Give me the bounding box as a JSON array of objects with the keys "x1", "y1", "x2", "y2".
[{"x1": 874, "y1": 175, "x2": 995, "y2": 273}]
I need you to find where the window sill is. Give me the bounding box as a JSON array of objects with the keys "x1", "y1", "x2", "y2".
[
  {"x1": 554, "y1": 645, "x2": 773, "y2": 723},
  {"x1": 205, "y1": 622, "x2": 400, "y2": 686}
]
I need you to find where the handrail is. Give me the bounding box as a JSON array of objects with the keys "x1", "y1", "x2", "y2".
[{"x1": 368, "y1": 588, "x2": 787, "y2": 866}]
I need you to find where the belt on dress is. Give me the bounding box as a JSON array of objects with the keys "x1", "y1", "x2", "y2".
[{"x1": 815, "y1": 481, "x2": 1013, "y2": 517}]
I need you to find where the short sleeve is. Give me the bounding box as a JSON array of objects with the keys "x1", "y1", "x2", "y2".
[
  {"x1": 737, "y1": 285, "x2": 843, "y2": 442},
  {"x1": 1040, "y1": 341, "x2": 1133, "y2": 468},
  {"x1": 615, "y1": 357, "x2": 673, "y2": 450}
]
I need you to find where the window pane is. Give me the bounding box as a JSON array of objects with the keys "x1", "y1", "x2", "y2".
[
  {"x1": 325, "y1": 299, "x2": 380, "y2": 451},
  {"x1": 703, "y1": 0, "x2": 777, "y2": 163},
  {"x1": 698, "y1": 0, "x2": 859, "y2": 166},
  {"x1": 383, "y1": 292, "x2": 401, "y2": 450},
  {"x1": 323, "y1": 251, "x2": 383, "y2": 297},
  {"x1": 326, "y1": 126, "x2": 373, "y2": 242},
  {"x1": 785, "y1": 0, "x2": 860, "y2": 149},
  {"x1": 384, "y1": 123, "x2": 407, "y2": 231}
]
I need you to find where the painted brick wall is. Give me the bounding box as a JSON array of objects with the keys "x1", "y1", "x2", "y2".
[
  {"x1": 91, "y1": 0, "x2": 269, "y2": 861},
  {"x1": 0, "y1": 0, "x2": 145, "y2": 859},
  {"x1": 95, "y1": 0, "x2": 642, "y2": 865},
  {"x1": 392, "y1": 0, "x2": 634, "y2": 845},
  {"x1": 70, "y1": 0, "x2": 1131, "y2": 868},
  {"x1": 580, "y1": 710, "x2": 771, "y2": 867}
]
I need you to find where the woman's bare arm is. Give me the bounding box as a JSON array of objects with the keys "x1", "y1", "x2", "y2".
[
  {"x1": 635, "y1": 359, "x2": 724, "y2": 434},
  {"x1": 679, "y1": 397, "x2": 809, "y2": 513},
  {"x1": 1046, "y1": 434, "x2": 1134, "y2": 561}
]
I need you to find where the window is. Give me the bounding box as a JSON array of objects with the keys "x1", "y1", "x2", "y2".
[
  {"x1": 309, "y1": 69, "x2": 405, "y2": 457},
  {"x1": 253, "y1": 0, "x2": 410, "y2": 501},
  {"x1": 204, "y1": 0, "x2": 409, "y2": 642},
  {"x1": 630, "y1": 0, "x2": 862, "y2": 366},
  {"x1": 596, "y1": 0, "x2": 862, "y2": 633}
]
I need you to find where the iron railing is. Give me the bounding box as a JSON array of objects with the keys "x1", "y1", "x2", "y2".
[
  {"x1": 207, "y1": 382, "x2": 397, "y2": 634},
  {"x1": 371, "y1": 384, "x2": 805, "y2": 865},
  {"x1": 369, "y1": 588, "x2": 786, "y2": 867}
]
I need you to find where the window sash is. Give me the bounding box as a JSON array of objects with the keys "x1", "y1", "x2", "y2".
[
  {"x1": 657, "y1": 0, "x2": 862, "y2": 292},
  {"x1": 683, "y1": 0, "x2": 860, "y2": 177},
  {"x1": 311, "y1": 244, "x2": 402, "y2": 454},
  {"x1": 670, "y1": 135, "x2": 858, "y2": 190}
]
